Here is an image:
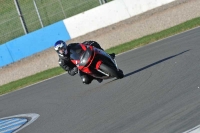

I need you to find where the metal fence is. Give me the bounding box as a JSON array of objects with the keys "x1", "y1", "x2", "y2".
[{"x1": 0, "y1": 0, "x2": 112, "y2": 45}]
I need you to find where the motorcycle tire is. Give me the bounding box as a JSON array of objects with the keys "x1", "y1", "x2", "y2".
[
  {"x1": 117, "y1": 69, "x2": 124, "y2": 79},
  {"x1": 99, "y1": 63, "x2": 124, "y2": 79}
]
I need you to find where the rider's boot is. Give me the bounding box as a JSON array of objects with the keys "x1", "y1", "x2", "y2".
[{"x1": 109, "y1": 53, "x2": 115, "y2": 59}]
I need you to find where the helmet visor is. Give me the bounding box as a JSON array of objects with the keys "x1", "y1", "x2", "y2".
[
  {"x1": 58, "y1": 48, "x2": 68, "y2": 55},
  {"x1": 58, "y1": 48, "x2": 65, "y2": 54}
]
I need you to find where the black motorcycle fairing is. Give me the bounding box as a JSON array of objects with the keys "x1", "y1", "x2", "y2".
[
  {"x1": 69, "y1": 44, "x2": 123, "y2": 79},
  {"x1": 79, "y1": 47, "x2": 94, "y2": 66},
  {"x1": 94, "y1": 49, "x2": 117, "y2": 69}
]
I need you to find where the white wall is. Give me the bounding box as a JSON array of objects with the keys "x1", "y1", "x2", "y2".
[
  {"x1": 123, "y1": 0, "x2": 175, "y2": 17},
  {"x1": 63, "y1": 0, "x2": 175, "y2": 39}
]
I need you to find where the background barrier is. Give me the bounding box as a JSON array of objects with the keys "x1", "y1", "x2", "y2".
[
  {"x1": 0, "y1": 0, "x2": 175, "y2": 68},
  {"x1": 0, "y1": 0, "x2": 112, "y2": 45},
  {"x1": 0, "y1": 21, "x2": 70, "y2": 67},
  {"x1": 64, "y1": 0, "x2": 175, "y2": 38}
]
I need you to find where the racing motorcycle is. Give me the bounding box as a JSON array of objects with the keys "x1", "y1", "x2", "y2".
[{"x1": 69, "y1": 43, "x2": 124, "y2": 81}]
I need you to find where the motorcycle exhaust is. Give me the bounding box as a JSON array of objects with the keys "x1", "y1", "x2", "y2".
[{"x1": 97, "y1": 69, "x2": 109, "y2": 76}]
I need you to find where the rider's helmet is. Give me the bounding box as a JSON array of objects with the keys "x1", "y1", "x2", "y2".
[{"x1": 54, "y1": 40, "x2": 68, "y2": 56}]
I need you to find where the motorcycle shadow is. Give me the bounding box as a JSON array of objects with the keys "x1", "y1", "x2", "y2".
[
  {"x1": 124, "y1": 50, "x2": 190, "y2": 78},
  {"x1": 102, "y1": 78, "x2": 118, "y2": 85}
]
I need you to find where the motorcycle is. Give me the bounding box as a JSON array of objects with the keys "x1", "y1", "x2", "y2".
[{"x1": 69, "y1": 43, "x2": 124, "y2": 81}]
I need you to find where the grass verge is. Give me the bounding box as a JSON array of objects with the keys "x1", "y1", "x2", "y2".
[
  {"x1": 0, "y1": 17, "x2": 200, "y2": 96},
  {"x1": 0, "y1": 67, "x2": 65, "y2": 95}
]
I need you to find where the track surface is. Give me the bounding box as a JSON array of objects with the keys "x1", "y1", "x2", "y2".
[{"x1": 1, "y1": 27, "x2": 200, "y2": 133}]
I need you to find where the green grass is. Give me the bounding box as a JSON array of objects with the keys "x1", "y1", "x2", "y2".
[
  {"x1": 106, "y1": 17, "x2": 200, "y2": 54},
  {"x1": 0, "y1": 16, "x2": 200, "y2": 96},
  {"x1": 0, "y1": 67, "x2": 65, "y2": 95}
]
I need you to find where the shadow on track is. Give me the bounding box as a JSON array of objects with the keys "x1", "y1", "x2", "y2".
[{"x1": 124, "y1": 50, "x2": 190, "y2": 77}]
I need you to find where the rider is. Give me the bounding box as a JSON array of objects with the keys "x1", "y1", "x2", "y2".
[{"x1": 54, "y1": 40, "x2": 115, "y2": 84}]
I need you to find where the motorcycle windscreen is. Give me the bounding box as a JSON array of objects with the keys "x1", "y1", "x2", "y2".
[
  {"x1": 79, "y1": 48, "x2": 93, "y2": 66},
  {"x1": 70, "y1": 44, "x2": 84, "y2": 60}
]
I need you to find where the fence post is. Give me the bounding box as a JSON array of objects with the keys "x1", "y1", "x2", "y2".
[
  {"x1": 13, "y1": 0, "x2": 28, "y2": 34},
  {"x1": 33, "y1": 0, "x2": 44, "y2": 28},
  {"x1": 58, "y1": 0, "x2": 66, "y2": 18},
  {"x1": 102, "y1": 0, "x2": 106, "y2": 4},
  {"x1": 99, "y1": 0, "x2": 107, "y2": 5},
  {"x1": 99, "y1": 0, "x2": 103, "y2": 5}
]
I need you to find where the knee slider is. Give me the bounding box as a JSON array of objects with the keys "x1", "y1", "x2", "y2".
[{"x1": 82, "y1": 75, "x2": 91, "y2": 84}]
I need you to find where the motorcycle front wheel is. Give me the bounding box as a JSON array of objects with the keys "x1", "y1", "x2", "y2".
[{"x1": 99, "y1": 63, "x2": 124, "y2": 79}]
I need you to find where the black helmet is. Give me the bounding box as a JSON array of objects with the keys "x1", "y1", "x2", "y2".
[{"x1": 54, "y1": 40, "x2": 68, "y2": 56}]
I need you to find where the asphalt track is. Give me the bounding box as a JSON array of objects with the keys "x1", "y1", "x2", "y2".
[{"x1": 1, "y1": 27, "x2": 200, "y2": 133}]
